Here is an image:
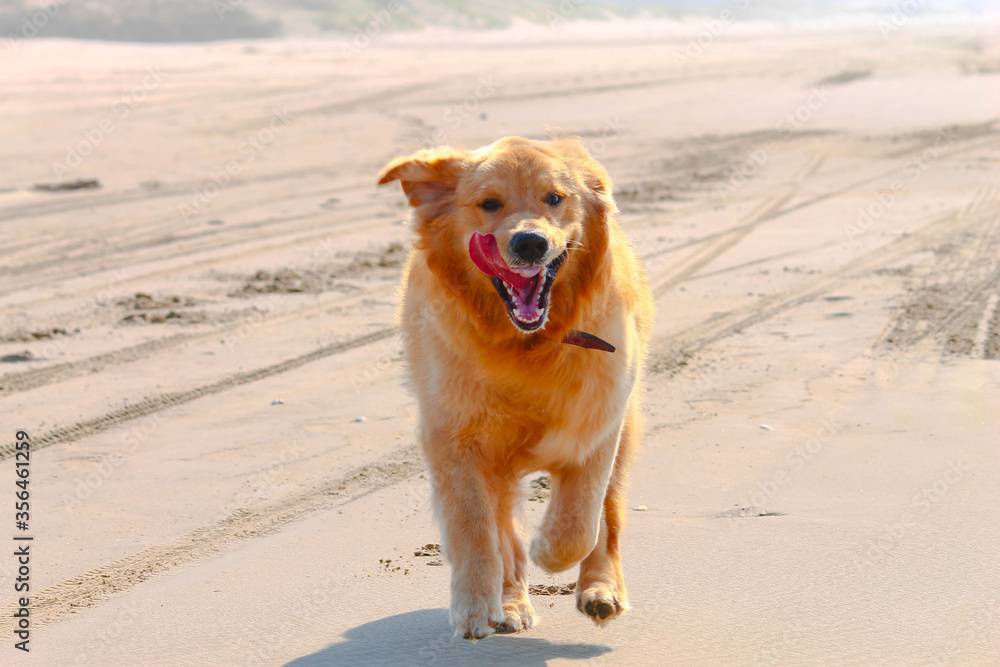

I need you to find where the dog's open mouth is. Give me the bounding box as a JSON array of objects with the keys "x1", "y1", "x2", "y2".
[{"x1": 469, "y1": 232, "x2": 567, "y2": 333}]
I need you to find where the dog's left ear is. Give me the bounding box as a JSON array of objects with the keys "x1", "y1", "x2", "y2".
[
  {"x1": 377, "y1": 147, "x2": 471, "y2": 219},
  {"x1": 549, "y1": 138, "x2": 616, "y2": 214}
]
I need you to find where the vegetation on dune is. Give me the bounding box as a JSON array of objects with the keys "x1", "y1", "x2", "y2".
[
  {"x1": 3, "y1": 0, "x2": 957, "y2": 43},
  {"x1": 0, "y1": 0, "x2": 658, "y2": 43},
  {"x1": 0, "y1": 0, "x2": 282, "y2": 43}
]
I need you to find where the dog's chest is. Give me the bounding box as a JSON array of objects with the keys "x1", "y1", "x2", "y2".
[{"x1": 525, "y1": 354, "x2": 634, "y2": 466}]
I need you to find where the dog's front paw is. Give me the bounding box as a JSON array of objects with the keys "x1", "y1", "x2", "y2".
[
  {"x1": 530, "y1": 532, "x2": 592, "y2": 573},
  {"x1": 529, "y1": 533, "x2": 558, "y2": 572},
  {"x1": 451, "y1": 595, "x2": 505, "y2": 640},
  {"x1": 576, "y1": 581, "x2": 629, "y2": 628},
  {"x1": 496, "y1": 595, "x2": 536, "y2": 634}
]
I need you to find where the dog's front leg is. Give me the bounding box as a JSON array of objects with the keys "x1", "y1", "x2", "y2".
[
  {"x1": 429, "y1": 445, "x2": 506, "y2": 639},
  {"x1": 529, "y1": 427, "x2": 621, "y2": 574}
]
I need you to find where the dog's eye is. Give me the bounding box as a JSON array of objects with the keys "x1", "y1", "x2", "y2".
[
  {"x1": 545, "y1": 192, "x2": 564, "y2": 207},
  {"x1": 478, "y1": 198, "x2": 503, "y2": 213}
]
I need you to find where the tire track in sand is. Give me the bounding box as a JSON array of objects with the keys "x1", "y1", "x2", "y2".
[
  {"x1": 648, "y1": 152, "x2": 828, "y2": 297},
  {"x1": 0, "y1": 443, "x2": 423, "y2": 630},
  {"x1": 649, "y1": 193, "x2": 1000, "y2": 372},
  {"x1": 873, "y1": 183, "x2": 1000, "y2": 355},
  {"x1": 0, "y1": 280, "x2": 397, "y2": 399},
  {"x1": 0, "y1": 327, "x2": 397, "y2": 461},
  {"x1": 0, "y1": 332, "x2": 199, "y2": 397},
  {"x1": 639, "y1": 132, "x2": 1000, "y2": 286}
]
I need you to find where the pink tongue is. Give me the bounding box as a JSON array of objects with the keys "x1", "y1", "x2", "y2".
[{"x1": 469, "y1": 232, "x2": 540, "y2": 290}]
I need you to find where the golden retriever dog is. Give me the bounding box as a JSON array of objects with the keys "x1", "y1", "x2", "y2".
[{"x1": 378, "y1": 136, "x2": 652, "y2": 639}]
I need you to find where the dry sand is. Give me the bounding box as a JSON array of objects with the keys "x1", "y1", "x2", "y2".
[{"x1": 0, "y1": 21, "x2": 998, "y2": 666}]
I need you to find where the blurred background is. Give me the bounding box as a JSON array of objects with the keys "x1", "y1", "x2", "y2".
[{"x1": 1, "y1": 0, "x2": 995, "y2": 42}]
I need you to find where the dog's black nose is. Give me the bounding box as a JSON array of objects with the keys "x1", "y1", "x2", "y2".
[{"x1": 510, "y1": 232, "x2": 549, "y2": 263}]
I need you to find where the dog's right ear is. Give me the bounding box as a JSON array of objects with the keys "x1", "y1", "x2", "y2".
[
  {"x1": 549, "y1": 137, "x2": 616, "y2": 216},
  {"x1": 377, "y1": 147, "x2": 471, "y2": 219}
]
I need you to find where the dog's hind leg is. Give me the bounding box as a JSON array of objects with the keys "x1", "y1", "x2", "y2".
[
  {"x1": 428, "y1": 438, "x2": 506, "y2": 639},
  {"x1": 575, "y1": 407, "x2": 637, "y2": 626},
  {"x1": 496, "y1": 476, "x2": 535, "y2": 633}
]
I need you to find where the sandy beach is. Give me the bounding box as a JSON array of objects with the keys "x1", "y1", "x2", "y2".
[{"x1": 1, "y1": 18, "x2": 999, "y2": 666}]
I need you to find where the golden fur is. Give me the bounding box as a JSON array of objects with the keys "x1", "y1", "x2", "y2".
[{"x1": 378, "y1": 136, "x2": 653, "y2": 639}]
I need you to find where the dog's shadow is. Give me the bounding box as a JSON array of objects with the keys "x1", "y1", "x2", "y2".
[{"x1": 284, "y1": 608, "x2": 610, "y2": 667}]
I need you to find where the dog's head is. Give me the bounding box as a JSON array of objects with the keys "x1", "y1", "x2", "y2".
[{"x1": 378, "y1": 136, "x2": 614, "y2": 338}]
